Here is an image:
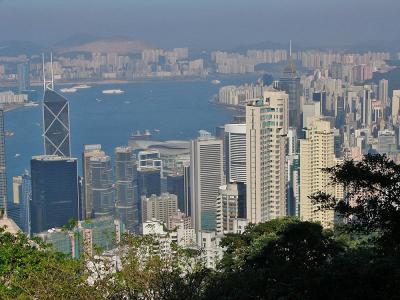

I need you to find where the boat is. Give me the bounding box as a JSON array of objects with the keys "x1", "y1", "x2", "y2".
[
  {"x1": 211, "y1": 80, "x2": 221, "y2": 85},
  {"x1": 5, "y1": 131, "x2": 14, "y2": 137},
  {"x1": 96, "y1": 98, "x2": 103, "y2": 102},
  {"x1": 60, "y1": 88, "x2": 78, "y2": 93},
  {"x1": 73, "y1": 84, "x2": 91, "y2": 89},
  {"x1": 102, "y1": 89, "x2": 124, "y2": 94},
  {"x1": 14, "y1": 154, "x2": 20, "y2": 158},
  {"x1": 130, "y1": 130, "x2": 152, "y2": 141},
  {"x1": 24, "y1": 102, "x2": 39, "y2": 107}
]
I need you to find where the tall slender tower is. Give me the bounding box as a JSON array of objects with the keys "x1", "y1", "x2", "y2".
[
  {"x1": 246, "y1": 89, "x2": 288, "y2": 224},
  {"x1": 82, "y1": 145, "x2": 105, "y2": 219},
  {"x1": 300, "y1": 117, "x2": 343, "y2": 228},
  {"x1": 0, "y1": 109, "x2": 6, "y2": 213},
  {"x1": 115, "y1": 146, "x2": 139, "y2": 233},
  {"x1": 43, "y1": 54, "x2": 71, "y2": 157},
  {"x1": 190, "y1": 130, "x2": 224, "y2": 233},
  {"x1": 279, "y1": 41, "x2": 301, "y2": 131},
  {"x1": 89, "y1": 155, "x2": 114, "y2": 218}
]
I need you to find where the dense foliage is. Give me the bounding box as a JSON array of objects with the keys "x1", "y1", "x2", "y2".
[{"x1": 1, "y1": 154, "x2": 400, "y2": 299}]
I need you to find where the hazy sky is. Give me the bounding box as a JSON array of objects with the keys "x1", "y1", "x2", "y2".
[{"x1": 0, "y1": 0, "x2": 399, "y2": 49}]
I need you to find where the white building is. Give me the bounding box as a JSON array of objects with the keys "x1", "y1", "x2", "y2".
[
  {"x1": 224, "y1": 123, "x2": 246, "y2": 183},
  {"x1": 246, "y1": 89, "x2": 288, "y2": 224}
]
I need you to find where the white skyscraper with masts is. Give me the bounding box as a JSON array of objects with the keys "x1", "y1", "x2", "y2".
[
  {"x1": 246, "y1": 89, "x2": 288, "y2": 224},
  {"x1": 190, "y1": 130, "x2": 223, "y2": 233}
]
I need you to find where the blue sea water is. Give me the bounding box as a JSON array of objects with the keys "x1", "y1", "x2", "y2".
[{"x1": 4, "y1": 75, "x2": 258, "y2": 198}]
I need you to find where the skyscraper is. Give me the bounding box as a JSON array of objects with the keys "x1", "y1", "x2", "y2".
[
  {"x1": 190, "y1": 130, "x2": 223, "y2": 232},
  {"x1": 89, "y1": 155, "x2": 114, "y2": 218},
  {"x1": 30, "y1": 156, "x2": 79, "y2": 234},
  {"x1": 141, "y1": 193, "x2": 178, "y2": 224},
  {"x1": 224, "y1": 123, "x2": 246, "y2": 184},
  {"x1": 11, "y1": 173, "x2": 31, "y2": 235},
  {"x1": 379, "y1": 79, "x2": 389, "y2": 108},
  {"x1": 246, "y1": 89, "x2": 288, "y2": 224},
  {"x1": 17, "y1": 62, "x2": 30, "y2": 93},
  {"x1": 166, "y1": 174, "x2": 185, "y2": 212},
  {"x1": 115, "y1": 146, "x2": 139, "y2": 232},
  {"x1": 82, "y1": 145, "x2": 105, "y2": 219},
  {"x1": 43, "y1": 89, "x2": 71, "y2": 157},
  {"x1": 300, "y1": 117, "x2": 343, "y2": 228},
  {"x1": 279, "y1": 43, "x2": 301, "y2": 130},
  {"x1": 0, "y1": 109, "x2": 6, "y2": 213}
]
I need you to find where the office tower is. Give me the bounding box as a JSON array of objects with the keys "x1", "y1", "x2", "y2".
[
  {"x1": 300, "y1": 117, "x2": 342, "y2": 228},
  {"x1": 287, "y1": 128, "x2": 300, "y2": 216},
  {"x1": 190, "y1": 130, "x2": 224, "y2": 232},
  {"x1": 115, "y1": 146, "x2": 139, "y2": 232},
  {"x1": 141, "y1": 193, "x2": 178, "y2": 224},
  {"x1": 82, "y1": 144, "x2": 105, "y2": 219},
  {"x1": 138, "y1": 168, "x2": 161, "y2": 197},
  {"x1": 89, "y1": 155, "x2": 114, "y2": 218},
  {"x1": 166, "y1": 174, "x2": 185, "y2": 212},
  {"x1": 313, "y1": 91, "x2": 329, "y2": 116},
  {"x1": 379, "y1": 79, "x2": 389, "y2": 108},
  {"x1": 30, "y1": 156, "x2": 79, "y2": 234},
  {"x1": 0, "y1": 109, "x2": 6, "y2": 212},
  {"x1": 17, "y1": 62, "x2": 30, "y2": 93},
  {"x1": 361, "y1": 87, "x2": 372, "y2": 128},
  {"x1": 11, "y1": 173, "x2": 31, "y2": 234},
  {"x1": 43, "y1": 89, "x2": 71, "y2": 157},
  {"x1": 216, "y1": 183, "x2": 246, "y2": 235},
  {"x1": 183, "y1": 163, "x2": 191, "y2": 216},
  {"x1": 246, "y1": 89, "x2": 288, "y2": 224},
  {"x1": 279, "y1": 43, "x2": 301, "y2": 130},
  {"x1": 224, "y1": 123, "x2": 246, "y2": 184},
  {"x1": 392, "y1": 90, "x2": 400, "y2": 124},
  {"x1": 138, "y1": 150, "x2": 162, "y2": 173}
]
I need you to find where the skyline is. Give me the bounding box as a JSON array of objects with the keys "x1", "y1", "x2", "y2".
[{"x1": 1, "y1": 0, "x2": 400, "y2": 50}]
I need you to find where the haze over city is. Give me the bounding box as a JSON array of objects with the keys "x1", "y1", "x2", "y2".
[{"x1": 1, "y1": 0, "x2": 400, "y2": 49}]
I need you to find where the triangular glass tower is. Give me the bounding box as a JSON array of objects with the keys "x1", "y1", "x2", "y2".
[{"x1": 43, "y1": 88, "x2": 71, "y2": 157}]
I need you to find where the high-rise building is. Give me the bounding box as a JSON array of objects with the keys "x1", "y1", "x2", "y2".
[
  {"x1": 224, "y1": 123, "x2": 246, "y2": 184},
  {"x1": 11, "y1": 173, "x2": 31, "y2": 235},
  {"x1": 246, "y1": 89, "x2": 288, "y2": 224},
  {"x1": 379, "y1": 79, "x2": 389, "y2": 108},
  {"x1": 183, "y1": 163, "x2": 191, "y2": 216},
  {"x1": 138, "y1": 168, "x2": 161, "y2": 197},
  {"x1": 30, "y1": 156, "x2": 79, "y2": 234},
  {"x1": 17, "y1": 62, "x2": 30, "y2": 93},
  {"x1": 216, "y1": 183, "x2": 246, "y2": 235},
  {"x1": 82, "y1": 144, "x2": 105, "y2": 219},
  {"x1": 115, "y1": 146, "x2": 139, "y2": 232},
  {"x1": 287, "y1": 128, "x2": 300, "y2": 216},
  {"x1": 190, "y1": 130, "x2": 223, "y2": 232},
  {"x1": 279, "y1": 46, "x2": 301, "y2": 130},
  {"x1": 89, "y1": 155, "x2": 114, "y2": 218},
  {"x1": 0, "y1": 109, "x2": 6, "y2": 213},
  {"x1": 141, "y1": 193, "x2": 178, "y2": 225},
  {"x1": 166, "y1": 174, "x2": 185, "y2": 212},
  {"x1": 43, "y1": 89, "x2": 71, "y2": 157},
  {"x1": 361, "y1": 87, "x2": 372, "y2": 128},
  {"x1": 300, "y1": 117, "x2": 343, "y2": 228},
  {"x1": 392, "y1": 90, "x2": 400, "y2": 124}
]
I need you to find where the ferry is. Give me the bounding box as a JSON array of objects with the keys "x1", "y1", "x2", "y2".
[
  {"x1": 211, "y1": 79, "x2": 221, "y2": 85},
  {"x1": 130, "y1": 130, "x2": 152, "y2": 140},
  {"x1": 102, "y1": 89, "x2": 124, "y2": 94},
  {"x1": 60, "y1": 87, "x2": 78, "y2": 93},
  {"x1": 24, "y1": 102, "x2": 39, "y2": 107},
  {"x1": 5, "y1": 131, "x2": 14, "y2": 137},
  {"x1": 73, "y1": 84, "x2": 91, "y2": 89},
  {"x1": 14, "y1": 154, "x2": 20, "y2": 158}
]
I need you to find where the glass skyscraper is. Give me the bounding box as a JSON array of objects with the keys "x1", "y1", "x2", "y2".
[
  {"x1": 30, "y1": 156, "x2": 79, "y2": 234},
  {"x1": 17, "y1": 62, "x2": 30, "y2": 93},
  {"x1": 43, "y1": 89, "x2": 71, "y2": 157},
  {"x1": 115, "y1": 146, "x2": 139, "y2": 233}
]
